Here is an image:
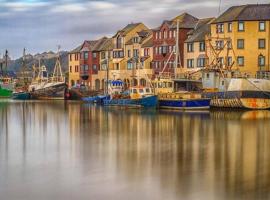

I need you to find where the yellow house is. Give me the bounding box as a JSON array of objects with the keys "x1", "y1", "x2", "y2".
[
  {"x1": 68, "y1": 45, "x2": 81, "y2": 87},
  {"x1": 111, "y1": 23, "x2": 149, "y2": 84},
  {"x1": 183, "y1": 18, "x2": 214, "y2": 76},
  {"x1": 209, "y1": 4, "x2": 270, "y2": 77}
]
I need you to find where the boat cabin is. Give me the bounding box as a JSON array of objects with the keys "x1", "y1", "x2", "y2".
[
  {"x1": 108, "y1": 80, "x2": 124, "y2": 95},
  {"x1": 129, "y1": 86, "x2": 154, "y2": 99},
  {"x1": 152, "y1": 78, "x2": 174, "y2": 94}
]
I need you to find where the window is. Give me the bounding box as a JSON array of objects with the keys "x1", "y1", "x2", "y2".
[
  {"x1": 75, "y1": 65, "x2": 79, "y2": 72},
  {"x1": 228, "y1": 22, "x2": 232, "y2": 32},
  {"x1": 69, "y1": 66, "x2": 72, "y2": 73},
  {"x1": 187, "y1": 43, "x2": 194, "y2": 52},
  {"x1": 158, "y1": 32, "x2": 162, "y2": 39},
  {"x1": 163, "y1": 30, "x2": 167, "y2": 39},
  {"x1": 127, "y1": 50, "x2": 131, "y2": 58},
  {"x1": 218, "y1": 57, "x2": 224, "y2": 65},
  {"x1": 237, "y1": 56, "x2": 244, "y2": 66},
  {"x1": 216, "y1": 40, "x2": 224, "y2": 49},
  {"x1": 133, "y1": 37, "x2": 139, "y2": 43},
  {"x1": 197, "y1": 58, "x2": 205, "y2": 68},
  {"x1": 116, "y1": 36, "x2": 122, "y2": 48},
  {"x1": 133, "y1": 49, "x2": 139, "y2": 57},
  {"x1": 258, "y1": 55, "x2": 265, "y2": 67},
  {"x1": 237, "y1": 39, "x2": 244, "y2": 49},
  {"x1": 169, "y1": 30, "x2": 172, "y2": 38},
  {"x1": 69, "y1": 54, "x2": 72, "y2": 61},
  {"x1": 227, "y1": 41, "x2": 232, "y2": 49},
  {"x1": 258, "y1": 39, "x2": 266, "y2": 49},
  {"x1": 127, "y1": 62, "x2": 133, "y2": 70},
  {"x1": 259, "y1": 21, "x2": 266, "y2": 31},
  {"x1": 173, "y1": 30, "x2": 176, "y2": 38},
  {"x1": 81, "y1": 64, "x2": 89, "y2": 71},
  {"x1": 92, "y1": 64, "x2": 97, "y2": 70},
  {"x1": 216, "y1": 23, "x2": 224, "y2": 33},
  {"x1": 75, "y1": 53, "x2": 79, "y2": 60},
  {"x1": 227, "y1": 57, "x2": 232, "y2": 66},
  {"x1": 101, "y1": 64, "x2": 107, "y2": 70},
  {"x1": 238, "y1": 22, "x2": 244, "y2": 31},
  {"x1": 144, "y1": 48, "x2": 149, "y2": 56},
  {"x1": 199, "y1": 42, "x2": 205, "y2": 52},
  {"x1": 187, "y1": 59, "x2": 194, "y2": 68},
  {"x1": 84, "y1": 52, "x2": 89, "y2": 59},
  {"x1": 159, "y1": 46, "x2": 162, "y2": 54},
  {"x1": 113, "y1": 51, "x2": 124, "y2": 58},
  {"x1": 101, "y1": 52, "x2": 106, "y2": 59},
  {"x1": 92, "y1": 52, "x2": 97, "y2": 58},
  {"x1": 161, "y1": 46, "x2": 167, "y2": 54}
]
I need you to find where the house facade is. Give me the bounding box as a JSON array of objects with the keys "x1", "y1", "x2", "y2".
[
  {"x1": 68, "y1": 45, "x2": 81, "y2": 87},
  {"x1": 110, "y1": 23, "x2": 150, "y2": 85},
  {"x1": 183, "y1": 18, "x2": 214, "y2": 75},
  {"x1": 209, "y1": 4, "x2": 270, "y2": 77},
  {"x1": 152, "y1": 13, "x2": 198, "y2": 77}
]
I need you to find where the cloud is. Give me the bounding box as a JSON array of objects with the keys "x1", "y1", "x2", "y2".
[{"x1": 0, "y1": 0, "x2": 270, "y2": 58}]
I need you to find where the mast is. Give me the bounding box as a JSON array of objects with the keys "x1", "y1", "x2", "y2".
[
  {"x1": 4, "y1": 50, "x2": 8, "y2": 77},
  {"x1": 174, "y1": 19, "x2": 180, "y2": 78}
]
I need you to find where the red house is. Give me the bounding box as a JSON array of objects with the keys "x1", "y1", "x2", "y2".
[
  {"x1": 152, "y1": 13, "x2": 198, "y2": 77},
  {"x1": 79, "y1": 37, "x2": 108, "y2": 88}
]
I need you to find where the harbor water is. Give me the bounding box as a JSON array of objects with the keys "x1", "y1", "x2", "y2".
[{"x1": 0, "y1": 100, "x2": 270, "y2": 200}]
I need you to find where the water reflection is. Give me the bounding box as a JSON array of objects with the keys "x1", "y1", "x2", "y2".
[{"x1": 0, "y1": 101, "x2": 270, "y2": 200}]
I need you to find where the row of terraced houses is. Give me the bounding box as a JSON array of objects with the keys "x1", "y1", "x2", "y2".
[{"x1": 68, "y1": 4, "x2": 270, "y2": 90}]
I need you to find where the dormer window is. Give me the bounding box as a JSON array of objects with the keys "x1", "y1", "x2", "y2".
[{"x1": 133, "y1": 37, "x2": 139, "y2": 43}]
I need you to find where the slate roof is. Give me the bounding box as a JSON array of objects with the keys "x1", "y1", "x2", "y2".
[
  {"x1": 69, "y1": 44, "x2": 82, "y2": 53},
  {"x1": 125, "y1": 29, "x2": 152, "y2": 45},
  {"x1": 113, "y1": 23, "x2": 146, "y2": 37},
  {"x1": 185, "y1": 18, "x2": 215, "y2": 43},
  {"x1": 212, "y1": 4, "x2": 270, "y2": 23},
  {"x1": 141, "y1": 37, "x2": 153, "y2": 48},
  {"x1": 153, "y1": 13, "x2": 199, "y2": 30}
]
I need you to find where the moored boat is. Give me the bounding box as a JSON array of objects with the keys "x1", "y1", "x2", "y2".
[
  {"x1": 202, "y1": 70, "x2": 270, "y2": 109},
  {"x1": 104, "y1": 86, "x2": 158, "y2": 108},
  {"x1": 12, "y1": 91, "x2": 30, "y2": 100},
  {"x1": 29, "y1": 50, "x2": 66, "y2": 100}
]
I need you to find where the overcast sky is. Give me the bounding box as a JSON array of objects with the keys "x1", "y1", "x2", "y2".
[{"x1": 0, "y1": 0, "x2": 269, "y2": 58}]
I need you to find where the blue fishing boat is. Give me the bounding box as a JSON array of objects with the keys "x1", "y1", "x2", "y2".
[
  {"x1": 104, "y1": 86, "x2": 158, "y2": 108},
  {"x1": 12, "y1": 91, "x2": 31, "y2": 100},
  {"x1": 158, "y1": 92, "x2": 211, "y2": 110},
  {"x1": 153, "y1": 78, "x2": 210, "y2": 110}
]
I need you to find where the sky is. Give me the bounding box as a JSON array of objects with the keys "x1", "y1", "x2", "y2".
[{"x1": 0, "y1": 0, "x2": 269, "y2": 58}]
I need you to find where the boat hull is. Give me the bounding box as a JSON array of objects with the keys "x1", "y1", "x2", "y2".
[
  {"x1": 203, "y1": 91, "x2": 270, "y2": 109},
  {"x1": 12, "y1": 92, "x2": 31, "y2": 100},
  {"x1": 104, "y1": 95, "x2": 158, "y2": 108},
  {"x1": 30, "y1": 82, "x2": 66, "y2": 100},
  {"x1": 0, "y1": 88, "x2": 12, "y2": 98},
  {"x1": 158, "y1": 98, "x2": 211, "y2": 110}
]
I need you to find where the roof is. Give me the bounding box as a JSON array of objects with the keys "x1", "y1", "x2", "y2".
[
  {"x1": 125, "y1": 29, "x2": 152, "y2": 45},
  {"x1": 141, "y1": 37, "x2": 153, "y2": 48},
  {"x1": 69, "y1": 44, "x2": 82, "y2": 54},
  {"x1": 153, "y1": 13, "x2": 199, "y2": 30},
  {"x1": 113, "y1": 23, "x2": 146, "y2": 37},
  {"x1": 185, "y1": 18, "x2": 215, "y2": 43},
  {"x1": 213, "y1": 4, "x2": 270, "y2": 23}
]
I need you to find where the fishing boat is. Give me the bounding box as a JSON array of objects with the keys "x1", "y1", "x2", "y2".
[
  {"x1": 103, "y1": 86, "x2": 158, "y2": 108},
  {"x1": 153, "y1": 78, "x2": 210, "y2": 110},
  {"x1": 202, "y1": 69, "x2": 270, "y2": 109},
  {"x1": 29, "y1": 48, "x2": 66, "y2": 100},
  {"x1": 0, "y1": 50, "x2": 13, "y2": 98},
  {"x1": 12, "y1": 48, "x2": 31, "y2": 100}
]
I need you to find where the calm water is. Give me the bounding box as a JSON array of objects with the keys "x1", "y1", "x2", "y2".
[{"x1": 0, "y1": 101, "x2": 270, "y2": 200}]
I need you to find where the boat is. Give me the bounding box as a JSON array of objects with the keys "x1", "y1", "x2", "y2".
[
  {"x1": 12, "y1": 91, "x2": 30, "y2": 100},
  {"x1": 103, "y1": 86, "x2": 158, "y2": 108},
  {"x1": 29, "y1": 49, "x2": 66, "y2": 100},
  {"x1": 12, "y1": 48, "x2": 31, "y2": 100},
  {"x1": 202, "y1": 69, "x2": 270, "y2": 109},
  {"x1": 0, "y1": 50, "x2": 13, "y2": 98},
  {"x1": 153, "y1": 78, "x2": 210, "y2": 110}
]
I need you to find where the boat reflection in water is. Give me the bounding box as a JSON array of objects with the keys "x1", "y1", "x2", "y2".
[{"x1": 0, "y1": 101, "x2": 270, "y2": 200}]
